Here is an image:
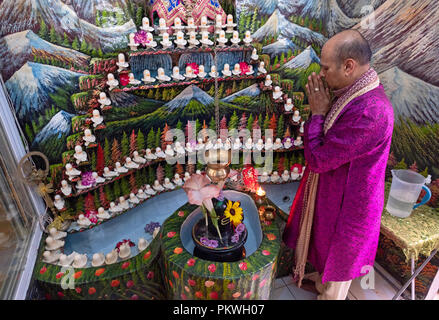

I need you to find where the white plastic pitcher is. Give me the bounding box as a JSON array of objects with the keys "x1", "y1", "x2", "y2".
[{"x1": 386, "y1": 170, "x2": 431, "y2": 218}]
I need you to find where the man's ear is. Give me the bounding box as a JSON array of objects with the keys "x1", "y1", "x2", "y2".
[{"x1": 344, "y1": 58, "x2": 355, "y2": 76}]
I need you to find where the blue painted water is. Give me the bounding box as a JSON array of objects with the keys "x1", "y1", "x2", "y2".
[
  {"x1": 262, "y1": 182, "x2": 300, "y2": 214},
  {"x1": 180, "y1": 190, "x2": 263, "y2": 257},
  {"x1": 64, "y1": 189, "x2": 188, "y2": 260}
]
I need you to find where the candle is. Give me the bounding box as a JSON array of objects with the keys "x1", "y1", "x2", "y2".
[
  {"x1": 256, "y1": 187, "x2": 266, "y2": 197},
  {"x1": 255, "y1": 186, "x2": 266, "y2": 206}
]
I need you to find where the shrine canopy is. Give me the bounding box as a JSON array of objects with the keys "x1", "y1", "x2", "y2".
[{"x1": 151, "y1": 0, "x2": 226, "y2": 26}]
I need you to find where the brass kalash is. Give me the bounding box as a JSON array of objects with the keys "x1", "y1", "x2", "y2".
[{"x1": 204, "y1": 148, "x2": 231, "y2": 187}]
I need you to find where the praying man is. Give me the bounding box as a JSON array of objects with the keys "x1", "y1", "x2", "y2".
[{"x1": 282, "y1": 29, "x2": 394, "y2": 300}]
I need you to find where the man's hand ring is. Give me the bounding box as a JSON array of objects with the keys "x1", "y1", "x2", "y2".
[{"x1": 314, "y1": 88, "x2": 319, "y2": 92}]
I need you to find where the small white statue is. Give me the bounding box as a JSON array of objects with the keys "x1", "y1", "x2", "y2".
[
  {"x1": 138, "y1": 238, "x2": 149, "y2": 252},
  {"x1": 128, "y1": 73, "x2": 141, "y2": 85},
  {"x1": 128, "y1": 33, "x2": 139, "y2": 51},
  {"x1": 91, "y1": 253, "x2": 105, "y2": 267},
  {"x1": 145, "y1": 32, "x2": 157, "y2": 49},
  {"x1": 45, "y1": 237, "x2": 64, "y2": 251},
  {"x1": 42, "y1": 250, "x2": 60, "y2": 263},
  {"x1": 232, "y1": 63, "x2": 241, "y2": 76},
  {"x1": 72, "y1": 254, "x2": 88, "y2": 268},
  {"x1": 184, "y1": 65, "x2": 197, "y2": 78},
  {"x1": 58, "y1": 253, "x2": 75, "y2": 267},
  {"x1": 165, "y1": 144, "x2": 175, "y2": 157},
  {"x1": 74, "y1": 145, "x2": 88, "y2": 165},
  {"x1": 124, "y1": 157, "x2": 139, "y2": 169},
  {"x1": 251, "y1": 48, "x2": 259, "y2": 60},
  {"x1": 283, "y1": 137, "x2": 293, "y2": 149},
  {"x1": 103, "y1": 167, "x2": 119, "y2": 179},
  {"x1": 282, "y1": 170, "x2": 290, "y2": 182},
  {"x1": 152, "y1": 227, "x2": 160, "y2": 239},
  {"x1": 225, "y1": 14, "x2": 237, "y2": 33},
  {"x1": 294, "y1": 136, "x2": 303, "y2": 147},
  {"x1": 160, "y1": 32, "x2": 172, "y2": 49},
  {"x1": 273, "y1": 138, "x2": 283, "y2": 150},
  {"x1": 144, "y1": 148, "x2": 157, "y2": 160},
  {"x1": 77, "y1": 214, "x2": 91, "y2": 227},
  {"x1": 54, "y1": 194, "x2": 65, "y2": 211},
  {"x1": 215, "y1": 14, "x2": 224, "y2": 34},
  {"x1": 128, "y1": 192, "x2": 140, "y2": 205},
  {"x1": 141, "y1": 17, "x2": 154, "y2": 32},
  {"x1": 98, "y1": 92, "x2": 111, "y2": 108},
  {"x1": 243, "y1": 30, "x2": 252, "y2": 45},
  {"x1": 155, "y1": 147, "x2": 166, "y2": 158},
  {"x1": 292, "y1": 110, "x2": 301, "y2": 124},
  {"x1": 246, "y1": 65, "x2": 254, "y2": 75},
  {"x1": 264, "y1": 74, "x2": 272, "y2": 87},
  {"x1": 271, "y1": 171, "x2": 280, "y2": 183},
  {"x1": 115, "y1": 161, "x2": 128, "y2": 173},
  {"x1": 106, "y1": 73, "x2": 119, "y2": 90},
  {"x1": 300, "y1": 121, "x2": 305, "y2": 134},
  {"x1": 137, "y1": 188, "x2": 149, "y2": 200},
  {"x1": 255, "y1": 139, "x2": 264, "y2": 151},
  {"x1": 222, "y1": 63, "x2": 231, "y2": 77},
  {"x1": 284, "y1": 98, "x2": 294, "y2": 112},
  {"x1": 265, "y1": 138, "x2": 273, "y2": 150},
  {"x1": 174, "y1": 31, "x2": 187, "y2": 49},
  {"x1": 273, "y1": 86, "x2": 283, "y2": 100},
  {"x1": 91, "y1": 109, "x2": 104, "y2": 128},
  {"x1": 244, "y1": 138, "x2": 253, "y2": 150},
  {"x1": 157, "y1": 67, "x2": 171, "y2": 82},
  {"x1": 163, "y1": 177, "x2": 175, "y2": 190},
  {"x1": 217, "y1": 30, "x2": 228, "y2": 47},
  {"x1": 291, "y1": 167, "x2": 301, "y2": 181},
  {"x1": 198, "y1": 65, "x2": 207, "y2": 79},
  {"x1": 49, "y1": 227, "x2": 67, "y2": 240},
  {"x1": 260, "y1": 171, "x2": 269, "y2": 183},
  {"x1": 109, "y1": 201, "x2": 122, "y2": 213},
  {"x1": 157, "y1": 18, "x2": 169, "y2": 35},
  {"x1": 76, "y1": 179, "x2": 89, "y2": 190},
  {"x1": 119, "y1": 196, "x2": 129, "y2": 210},
  {"x1": 65, "y1": 164, "x2": 81, "y2": 180},
  {"x1": 172, "y1": 17, "x2": 185, "y2": 31},
  {"x1": 230, "y1": 31, "x2": 240, "y2": 45},
  {"x1": 172, "y1": 66, "x2": 185, "y2": 81},
  {"x1": 60, "y1": 179, "x2": 72, "y2": 196},
  {"x1": 186, "y1": 17, "x2": 197, "y2": 33},
  {"x1": 92, "y1": 172, "x2": 106, "y2": 184},
  {"x1": 173, "y1": 173, "x2": 184, "y2": 186},
  {"x1": 97, "y1": 207, "x2": 111, "y2": 220},
  {"x1": 209, "y1": 65, "x2": 218, "y2": 78},
  {"x1": 233, "y1": 137, "x2": 242, "y2": 150},
  {"x1": 119, "y1": 242, "x2": 131, "y2": 259},
  {"x1": 200, "y1": 31, "x2": 214, "y2": 46},
  {"x1": 116, "y1": 53, "x2": 129, "y2": 72},
  {"x1": 133, "y1": 151, "x2": 146, "y2": 164},
  {"x1": 186, "y1": 142, "x2": 194, "y2": 153},
  {"x1": 258, "y1": 61, "x2": 267, "y2": 74},
  {"x1": 183, "y1": 172, "x2": 191, "y2": 182},
  {"x1": 145, "y1": 184, "x2": 157, "y2": 195},
  {"x1": 214, "y1": 138, "x2": 223, "y2": 150},
  {"x1": 105, "y1": 249, "x2": 118, "y2": 265},
  {"x1": 174, "y1": 141, "x2": 186, "y2": 155},
  {"x1": 142, "y1": 69, "x2": 156, "y2": 83},
  {"x1": 199, "y1": 16, "x2": 209, "y2": 33},
  {"x1": 153, "y1": 180, "x2": 165, "y2": 192},
  {"x1": 224, "y1": 138, "x2": 232, "y2": 150}
]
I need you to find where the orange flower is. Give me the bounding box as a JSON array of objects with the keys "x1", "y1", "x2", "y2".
[
  {"x1": 121, "y1": 262, "x2": 131, "y2": 269},
  {"x1": 205, "y1": 280, "x2": 215, "y2": 288},
  {"x1": 56, "y1": 272, "x2": 64, "y2": 279},
  {"x1": 232, "y1": 291, "x2": 241, "y2": 298},
  {"x1": 195, "y1": 291, "x2": 203, "y2": 298},
  {"x1": 75, "y1": 287, "x2": 82, "y2": 294},
  {"x1": 143, "y1": 250, "x2": 151, "y2": 260},
  {"x1": 111, "y1": 279, "x2": 120, "y2": 287},
  {"x1": 74, "y1": 270, "x2": 83, "y2": 279},
  {"x1": 39, "y1": 266, "x2": 47, "y2": 274},
  {"x1": 169, "y1": 279, "x2": 174, "y2": 288},
  {"x1": 172, "y1": 270, "x2": 180, "y2": 279},
  {"x1": 167, "y1": 231, "x2": 177, "y2": 238},
  {"x1": 88, "y1": 287, "x2": 96, "y2": 295},
  {"x1": 174, "y1": 247, "x2": 183, "y2": 254},
  {"x1": 266, "y1": 233, "x2": 276, "y2": 240},
  {"x1": 95, "y1": 268, "x2": 105, "y2": 276}
]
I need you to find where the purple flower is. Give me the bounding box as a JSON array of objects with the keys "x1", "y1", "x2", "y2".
[
  {"x1": 144, "y1": 221, "x2": 161, "y2": 234},
  {"x1": 282, "y1": 137, "x2": 292, "y2": 144},
  {"x1": 235, "y1": 223, "x2": 246, "y2": 234},
  {"x1": 231, "y1": 234, "x2": 239, "y2": 243},
  {"x1": 81, "y1": 172, "x2": 95, "y2": 186},
  {"x1": 134, "y1": 30, "x2": 149, "y2": 46},
  {"x1": 200, "y1": 237, "x2": 210, "y2": 246},
  {"x1": 208, "y1": 240, "x2": 218, "y2": 248}
]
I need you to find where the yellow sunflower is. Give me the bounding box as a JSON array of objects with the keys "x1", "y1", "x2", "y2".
[{"x1": 224, "y1": 200, "x2": 243, "y2": 227}]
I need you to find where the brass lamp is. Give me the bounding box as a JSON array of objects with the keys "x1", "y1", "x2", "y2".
[{"x1": 205, "y1": 149, "x2": 232, "y2": 187}]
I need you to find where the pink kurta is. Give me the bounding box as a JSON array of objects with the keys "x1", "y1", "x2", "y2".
[{"x1": 283, "y1": 84, "x2": 394, "y2": 283}]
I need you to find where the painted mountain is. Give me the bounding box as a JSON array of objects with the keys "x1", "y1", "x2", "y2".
[
  {"x1": 164, "y1": 85, "x2": 215, "y2": 111},
  {"x1": 0, "y1": 0, "x2": 136, "y2": 52},
  {"x1": 379, "y1": 67, "x2": 439, "y2": 125},
  {"x1": 262, "y1": 38, "x2": 298, "y2": 58},
  {"x1": 354, "y1": 0, "x2": 439, "y2": 87},
  {"x1": 252, "y1": 9, "x2": 327, "y2": 46},
  {"x1": 336, "y1": 0, "x2": 386, "y2": 18},
  {"x1": 5, "y1": 62, "x2": 83, "y2": 121},
  {"x1": 222, "y1": 83, "x2": 261, "y2": 103},
  {"x1": 281, "y1": 46, "x2": 320, "y2": 70},
  {"x1": 0, "y1": 30, "x2": 89, "y2": 81},
  {"x1": 32, "y1": 110, "x2": 74, "y2": 162},
  {"x1": 68, "y1": 0, "x2": 130, "y2": 25}
]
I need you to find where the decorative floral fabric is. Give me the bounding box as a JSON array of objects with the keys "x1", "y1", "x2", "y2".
[{"x1": 283, "y1": 84, "x2": 395, "y2": 283}]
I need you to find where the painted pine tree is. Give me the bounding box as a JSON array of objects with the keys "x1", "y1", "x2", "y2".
[
  {"x1": 96, "y1": 144, "x2": 105, "y2": 175},
  {"x1": 111, "y1": 138, "x2": 121, "y2": 165},
  {"x1": 130, "y1": 129, "x2": 137, "y2": 155}
]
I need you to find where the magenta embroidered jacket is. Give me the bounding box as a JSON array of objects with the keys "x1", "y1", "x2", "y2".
[{"x1": 283, "y1": 84, "x2": 394, "y2": 283}]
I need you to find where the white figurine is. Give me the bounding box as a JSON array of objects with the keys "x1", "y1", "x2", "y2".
[
  {"x1": 232, "y1": 63, "x2": 241, "y2": 76},
  {"x1": 146, "y1": 32, "x2": 157, "y2": 49},
  {"x1": 77, "y1": 214, "x2": 91, "y2": 227},
  {"x1": 232, "y1": 137, "x2": 242, "y2": 150},
  {"x1": 128, "y1": 33, "x2": 139, "y2": 51},
  {"x1": 152, "y1": 227, "x2": 160, "y2": 239},
  {"x1": 186, "y1": 17, "x2": 197, "y2": 33},
  {"x1": 91, "y1": 109, "x2": 104, "y2": 128},
  {"x1": 198, "y1": 65, "x2": 207, "y2": 79},
  {"x1": 172, "y1": 17, "x2": 184, "y2": 31},
  {"x1": 128, "y1": 192, "x2": 140, "y2": 205},
  {"x1": 160, "y1": 32, "x2": 172, "y2": 49},
  {"x1": 119, "y1": 242, "x2": 131, "y2": 259},
  {"x1": 282, "y1": 170, "x2": 290, "y2": 182},
  {"x1": 273, "y1": 86, "x2": 283, "y2": 100},
  {"x1": 172, "y1": 66, "x2": 185, "y2": 81},
  {"x1": 106, "y1": 73, "x2": 119, "y2": 90},
  {"x1": 72, "y1": 254, "x2": 87, "y2": 268},
  {"x1": 224, "y1": 138, "x2": 232, "y2": 150},
  {"x1": 246, "y1": 65, "x2": 254, "y2": 75},
  {"x1": 244, "y1": 138, "x2": 253, "y2": 150},
  {"x1": 83, "y1": 129, "x2": 96, "y2": 147},
  {"x1": 292, "y1": 110, "x2": 301, "y2": 123},
  {"x1": 283, "y1": 137, "x2": 293, "y2": 149},
  {"x1": 98, "y1": 92, "x2": 111, "y2": 108},
  {"x1": 42, "y1": 250, "x2": 60, "y2": 263},
  {"x1": 217, "y1": 30, "x2": 228, "y2": 47},
  {"x1": 138, "y1": 238, "x2": 149, "y2": 252},
  {"x1": 294, "y1": 136, "x2": 303, "y2": 147},
  {"x1": 173, "y1": 173, "x2": 184, "y2": 186},
  {"x1": 251, "y1": 48, "x2": 259, "y2": 60},
  {"x1": 137, "y1": 188, "x2": 149, "y2": 200},
  {"x1": 184, "y1": 65, "x2": 197, "y2": 78},
  {"x1": 200, "y1": 32, "x2": 213, "y2": 46},
  {"x1": 53, "y1": 194, "x2": 66, "y2": 211},
  {"x1": 196, "y1": 138, "x2": 205, "y2": 151},
  {"x1": 141, "y1": 17, "x2": 154, "y2": 32},
  {"x1": 116, "y1": 53, "x2": 129, "y2": 72},
  {"x1": 188, "y1": 31, "x2": 199, "y2": 48},
  {"x1": 155, "y1": 147, "x2": 166, "y2": 158},
  {"x1": 165, "y1": 144, "x2": 175, "y2": 157},
  {"x1": 258, "y1": 61, "x2": 267, "y2": 74},
  {"x1": 58, "y1": 253, "x2": 75, "y2": 267},
  {"x1": 174, "y1": 31, "x2": 187, "y2": 49},
  {"x1": 163, "y1": 177, "x2": 175, "y2": 190},
  {"x1": 284, "y1": 98, "x2": 294, "y2": 112},
  {"x1": 97, "y1": 207, "x2": 111, "y2": 220},
  {"x1": 92, "y1": 172, "x2": 106, "y2": 184},
  {"x1": 243, "y1": 30, "x2": 253, "y2": 45},
  {"x1": 273, "y1": 138, "x2": 283, "y2": 150},
  {"x1": 260, "y1": 171, "x2": 269, "y2": 183},
  {"x1": 145, "y1": 148, "x2": 157, "y2": 160},
  {"x1": 271, "y1": 171, "x2": 280, "y2": 183},
  {"x1": 105, "y1": 249, "x2": 118, "y2": 264},
  {"x1": 157, "y1": 67, "x2": 171, "y2": 82},
  {"x1": 128, "y1": 73, "x2": 141, "y2": 85},
  {"x1": 91, "y1": 253, "x2": 105, "y2": 267},
  {"x1": 157, "y1": 18, "x2": 169, "y2": 35},
  {"x1": 76, "y1": 178, "x2": 89, "y2": 190},
  {"x1": 199, "y1": 16, "x2": 209, "y2": 33},
  {"x1": 103, "y1": 167, "x2": 119, "y2": 179},
  {"x1": 153, "y1": 180, "x2": 164, "y2": 192},
  {"x1": 109, "y1": 201, "x2": 122, "y2": 213},
  {"x1": 264, "y1": 74, "x2": 272, "y2": 87},
  {"x1": 230, "y1": 31, "x2": 240, "y2": 45},
  {"x1": 60, "y1": 179, "x2": 72, "y2": 196},
  {"x1": 119, "y1": 196, "x2": 130, "y2": 210},
  {"x1": 74, "y1": 145, "x2": 87, "y2": 165},
  {"x1": 183, "y1": 172, "x2": 191, "y2": 182},
  {"x1": 133, "y1": 151, "x2": 146, "y2": 164},
  {"x1": 290, "y1": 167, "x2": 301, "y2": 181},
  {"x1": 45, "y1": 236, "x2": 64, "y2": 251},
  {"x1": 255, "y1": 139, "x2": 264, "y2": 151},
  {"x1": 115, "y1": 161, "x2": 128, "y2": 173},
  {"x1": 225, "y1": 14, "x2": 236, "y2": 33},
  {"x1": 65, "y1": 163, "x2": 81, "y2": 180},
  {"x1": 49, "y1": 227, "x2": 67, "y2": 240},
  {"x1": 222, "y1": 63, "x2": 231, "y2": 77},
  {"x1": 174, "y1": 141, "x2": 186, "y2": 155},
  {"x1": 214, "y1": 138, "x2": 223, "y2": 150},
  {"x1": 215, "y1": 14, "x2": 224, "y2": 34},
  {"x1": 300, "y1": 121, "x2": 305, "y2": 134},
  {"x1": 185, "y1": 142, "x2": 194, "y2": 153},
  {"x1": 264, "y1": 138, "x2": 273, "y2": 150},
  {"x1": 145, "y1": 184, "x2": 157, "y2": 196},
  {"x1": 124, "y1": 157, "x2": 139, "y2": 169},
  {"x1": 209, "y1": 65, "x2": 218, "y2": 78}
]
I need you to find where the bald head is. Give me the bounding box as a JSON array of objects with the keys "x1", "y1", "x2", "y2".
[{"x1": 326, "y1": 30, "x2": 372, "y2": 67}]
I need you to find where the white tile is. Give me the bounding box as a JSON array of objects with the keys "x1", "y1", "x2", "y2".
[
  {"x1": 274, "y1": 278, "x2": 286, "y2": 289},
  {"x1": 271, "y1": 286, "x2": 296, "y2": 300},
  {"x1": 287, "y1": 283, "x2": 318, "y2": 300},
  {"x1": 348, "y1": 272, "x2": 396, "y2": 300}
]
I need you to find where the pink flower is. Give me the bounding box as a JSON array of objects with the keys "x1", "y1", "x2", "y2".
[
  {"x1": 126, "y1": 280, "x2": 134, "y2": 288},
  {"x1": 205, "y1": 280, "x2": 215, "y2": 287},
  {"x1": 244, "y1": 291, "x2": 252, "y2": 299},
  {"x1": 188, "y1": 279, "x2": 196, "y2": 286},
  {"x1": 167, "y1": 231, "x2": 176, "y2": 238},
  {"x1": 186, "y1": 63, "x2": 199, "y2": 74},
  {"x1": 187, "y1": 258, "x2": 196, "y2": 267},
  {"x1": 181, "y1": 293, "x2": 187, "y2": 300},
  {"x1": 183, "y1": 174, "x2": 221, "y2": 211},
  {"x1": 259, "y1": 279, "x2": 267, "y2": 287},
  {"x1": 134, "y1": 30, "x2": 149, "y2": 46},
  {"x1": 121, "y1": 262, "x2": 131, "y2": 269},
  {"x1": 210, "y1": 291, "x2": 218, "y2": 299},
  {"x1": 131, "y1": 294, "x2": 139, "y2": 300},
  {"x1": 239, "y1": 62, "x2": 250, "y2": 75},
  {"x1": 208, "y1": 264, "x2": 216, "y2": 273},
  {"x1": 147, "y1": 271, "x2": 154, "y2": 280},
  {"x1": 262, "y1": 250, "x2": 271, "y2": 256},
  {"x1": 239, "y1": 262, "x2": 247, "y2": 271},
  {"x1": 178, "y1": 211, "x2": 185, "y2": 217},
  {"x1": 119, "y1": 73, "x2": 130, "y2": 86},
  {"x1": 227, "y1": 282, "x2": 236, "y2": 290}
]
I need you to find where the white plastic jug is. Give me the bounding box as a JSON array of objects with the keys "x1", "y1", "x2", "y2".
[{"x1": 386, "y1": 170, "x2": 431, "y2": 218}]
